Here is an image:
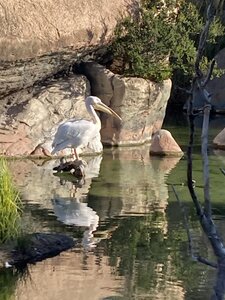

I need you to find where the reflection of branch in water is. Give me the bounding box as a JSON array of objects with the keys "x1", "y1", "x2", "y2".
[
  {"x1": 172, "y1": 185, "x2": 217, "y2": 269},
  {"x1": 220, "y1": 168, "x2": 225, "y2": 177}
]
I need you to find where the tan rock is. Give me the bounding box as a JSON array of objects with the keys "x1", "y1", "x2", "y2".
[
  {"x1": 150, "y1": 129, "x2": 183, "y2": 156},
  {"x1": 0, "y1": 0, "x2": 137, "y2": 96},
  {"x1": 0, "y1": 123, "x2": 34, "y2": 156},
  {"x1": 0, "y1": 75, "x2": 91, "y2": 157},
  {"x1": 103, "y1": 76, "x2": 172, "y2": 145},
  {"x1": 213, "y1": 128, "x2": 225, "y2": 150},
  {"x1": 0, "y1": 64, "x2": 172, "y2": 157},
  {"x1": 0, "y1": 0, "x2": 136, "y2": 60}
]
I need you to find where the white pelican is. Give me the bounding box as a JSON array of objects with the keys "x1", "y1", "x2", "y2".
[{"x1": 51, "y1": 96, "x2": 121, "y2": 160}]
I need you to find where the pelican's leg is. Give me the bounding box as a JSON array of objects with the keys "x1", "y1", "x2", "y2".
[
  {"x1": 72, "y1": 148, "x2": 79, "y2": 161},
  {"x1": 70, "y1": 184, "x2": 77, "y2": 197},
  {"x1": 71, "y1": 148, "x2": 74, "y2": 160}
]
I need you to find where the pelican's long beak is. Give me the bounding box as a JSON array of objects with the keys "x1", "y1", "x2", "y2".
[{"x1": 94, "y1": 102, "x2": 122, "y2": 121}]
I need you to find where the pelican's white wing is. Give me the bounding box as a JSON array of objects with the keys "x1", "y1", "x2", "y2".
[{"x1": 51, "y1": 119, "x2": 99, "y2": 154}]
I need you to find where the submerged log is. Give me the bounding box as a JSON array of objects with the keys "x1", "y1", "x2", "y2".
[
  {"x1": 53, "y1": 159, "x2": 86, "y2": 177},
  {"x1": 8, "y1": 233, "x2": 75, "y2": 268}
]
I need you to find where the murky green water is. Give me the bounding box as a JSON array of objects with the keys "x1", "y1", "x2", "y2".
[{"x1": 0, "y1": 115, "x2": 225, "y2": 300}]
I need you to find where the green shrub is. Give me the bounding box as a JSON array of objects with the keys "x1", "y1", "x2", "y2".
[
  {"x1": 0, "y1": 158, "x2": 22, "y2": 242},
  {"x1": 109, "y1": 0, "x2": 225, "y2": 85}
]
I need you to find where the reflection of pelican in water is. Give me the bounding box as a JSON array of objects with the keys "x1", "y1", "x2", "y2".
[
  {"x1": 52, "y1": 198, "x2": 99, "y2": 250},
  {"x1": 52, "y1": 155, "x2": 102, "y2": 250},
  {"x1": 51, "y1": 96, "x2": 121, "y2": 161},
  {"x1": 52, "y1": 198, "x2": 98, "y2": 227}
]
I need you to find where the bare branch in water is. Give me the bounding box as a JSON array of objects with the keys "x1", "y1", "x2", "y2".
[
  {"x1": 201, "y1": 104, "x2": 212, "y2": 218},
  {"x1": 185, "y1": 1, "x2": 225, "y2": 297}
]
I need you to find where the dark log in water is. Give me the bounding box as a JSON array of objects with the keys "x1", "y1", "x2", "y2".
[{"x1": 53, "y1": 159, "x2": 86, "y2": 177}]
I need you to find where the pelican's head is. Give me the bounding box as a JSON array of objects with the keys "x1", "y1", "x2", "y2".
[{"x1": 85, "y1": 96, "x2": 122, "y2": 121}]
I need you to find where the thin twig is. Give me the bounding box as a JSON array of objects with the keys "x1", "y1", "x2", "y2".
[
  {"x1": 195, "y1": 255, "x2": 217, "y2": 268},
  {"x1": 172, "y1": 185, "x2": 193, "y2": 252},
  {"x1": 202, "y1": 59, "x2": 216, "y2": 87}
]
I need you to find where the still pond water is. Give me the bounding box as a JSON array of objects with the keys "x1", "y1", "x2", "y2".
[{"x1": 1, "y1": 114, "x2": 225, "y2": 300}]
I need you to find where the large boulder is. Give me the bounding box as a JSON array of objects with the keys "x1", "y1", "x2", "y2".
[
  {"x1": 0, "y1": 0, "x2": 137, "y2": 97},
  {"x1": 78, "y1": 62, "x2": 172, "y2": 146},
  {"x1": 150, "y1": 129, "x2": 183, "y2": 156},
  {"x1": 0, "y1": 64, "x2": 172, "y2": 156},
  {"x1": 105, "y1": 76, "x2": 172, "y2": 145},
  {"x1": 0, "y1": 75, "x2": 91, "y2": 156}
]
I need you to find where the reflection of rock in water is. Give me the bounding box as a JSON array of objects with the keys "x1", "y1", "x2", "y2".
[
  {"x1": 97, "y1": 147, "x2": 181, "y2": 217},
  {"x1": 7, "y1": 148, "x2": 182, "y2": 238},
  {"x1": 214, "y1": 150, "x2": 225, "y2": 164},
  {"x1": 90, "y1": 147, "x2": 182, "y2": 237},
  {"x1": 151, "y1": 155, "x2": 182, "y2": 174},
  {"x1": 13, "y1": 251, "x2": 124, "y2": 300},
  {"x1": 7, "y1": 155, "x2": 102, "y2": 209}
]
